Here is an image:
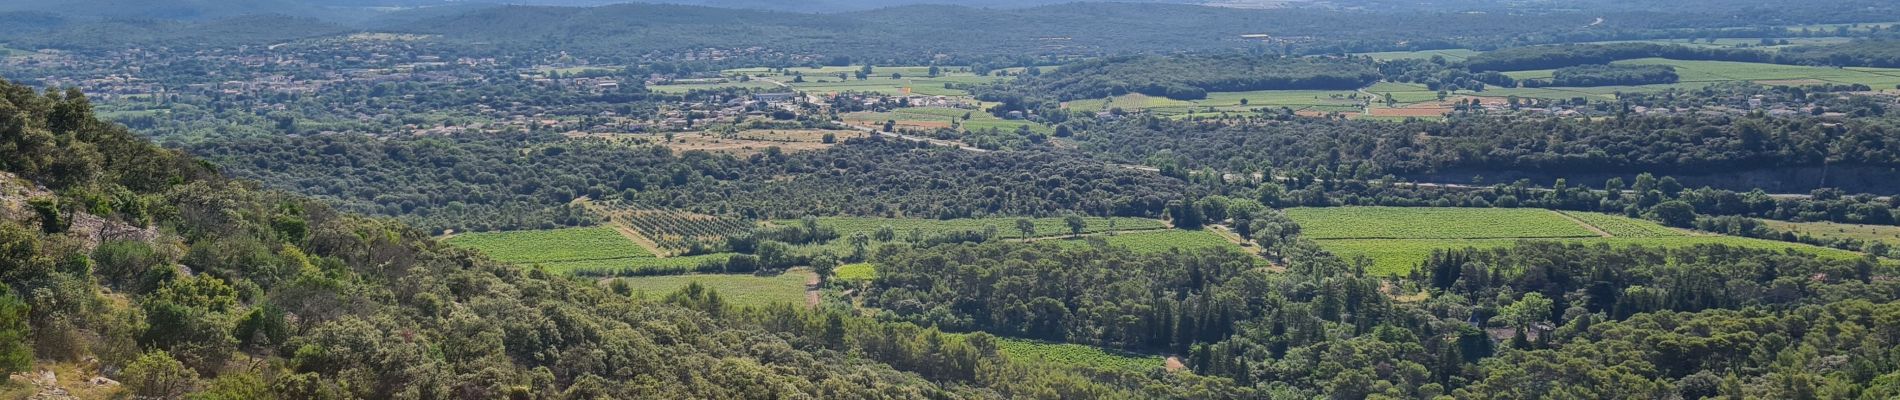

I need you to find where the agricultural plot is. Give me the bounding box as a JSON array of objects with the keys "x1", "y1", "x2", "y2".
[
  {"x1": 786, "y1": 216, "x2": 1168, "y2": 241},
  {"x1": 1468, "y1": 58, "x2": 1900, "y2": 101},
  {"x1": 652, "y1": 130, "x2": 865, "y2": 156},
  {"x1": 549, "y1": 253, "x2": 735, "y2": 277},
  {"x1": 1079, "y1": 229, "x2": 1245, "y2": 254},
  {"x1": 653, "y1": 65, "x2": 1007, "y2": 97},
  {"x1": 1293, "y1": 207, "x2": 1860, "y2": 275},
  {"x1": 613, "y1": 270, "x2": 815, "y2": 308},
  {"x1": 1321, "y1": 237, "x2": 1861, "y2": 276},
  {"x1": 833, "y1": 263, "x2": 876, "y2": 283},
  {"x1": 995, "y1": 338, "x2": 1165, "y2": 375},
  {"x1": 620, "y1": 209, "x2": 756, "y2": 252},
  {"x1": 445, "y1": 226, "x2": 653, "y2": 264},
  {"x1": 1065, "y1": 90, "x2": 1363, "y2": 116},
  {"x1": 1559, "y1": 211, "x2": 1686, "y2": 238},
  {"x1": 1358, "y1": 48, "x2": 1482, "y2": 61},
  {"x1": 1286, "y1": 207, "x2": 1602, "y2": 240},
  {"x1": 1760, "y1": 219, "x2": 1900, "y2": 248},
  {"x1": 841, "y1": 107, "x2": 1050, "y2": 134}
]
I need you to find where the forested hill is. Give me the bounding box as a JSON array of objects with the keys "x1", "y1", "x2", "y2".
[{"x1": 0, "y1": 82, "x2": 1236, "y2": 397}]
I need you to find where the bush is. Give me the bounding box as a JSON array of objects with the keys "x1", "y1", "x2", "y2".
[{"x1": 122, "y1": 350, "x2": 199, "y2": 398}]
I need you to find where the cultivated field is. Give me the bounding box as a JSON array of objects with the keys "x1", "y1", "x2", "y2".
[
  {"x1": 785, "y1": 216, "x2": 1169, "y2": 240},
  {"x1": 995, "y1": 338, "x2": 1165, "y2": 375},
  {"x1": 1065, "y1": 90, "x2": 1363, "y2": 116},
  {"x1": 655, "y1": 130, "x2": 865, "y2": 156},
  {"x1": 841, "y1": 107, "x2": 1050, "y2": 134},
  {"x1": 1760, "y1": 219, "x2": 1900, "y2": 248},
  {"x1": 614, "y1": 270, "x2": 815, "y2": 308},
  {"x1": 1473, "y1": 58, "x2": 1900, "y2": 101},
  {"x1": 1287, "y1": 207, "x2": 1603, "y2": 240},
  {"x1": 445, "y1": 226, "x2": 653, "y2": 263},
  {"x1": 1291, "y1": 207, "x2": 1858, "y2": 275}
]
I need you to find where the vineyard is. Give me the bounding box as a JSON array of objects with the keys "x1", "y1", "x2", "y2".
[
  {"x1": 833, "y1": 263, "x2": 876, "y2": 283},
  {"x1": 444, "y1": 226, "x2": 654, "y2": 264},
  {"x1": 616, "y1": 209, "x2": 756, "y2": 254},
  {"x1": 612, "y1": 270, "x2": 815, "y2": 308},
  {"x1": 1286, "y1": 207, "x2": 1602, "y2": 240},
  {"x1": 1061, "y1": 229, "x2": 1243, "y2": 255},
  {"x1": 994, "y1": 338, "x2": 1164, "y2": 375},
  {"x1": 554, "y1": 254, "x2": 735, "y2": 277},
  {"x1": 786, "y1": 216, "x2": 1168, "y2": 240},
  {"x1": 1296, "y1": 208, "x2": 1862, "y2": 275},
  {"x1": 1561, "y1": 211, "x2": 1688, "y2": 238}
]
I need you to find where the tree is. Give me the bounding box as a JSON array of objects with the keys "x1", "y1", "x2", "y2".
[
  {"x1": 1064, "y1": 215, "x2": 1086, "y2": 237},
  {"x1": 1016, "y1": 218, "x2": 1037, "y2": 238},
  {"x1": 1648, "y1": 201, "x2": 1697, "y2": 227},
  {"x1": 1498, "y1": 292, "x2": 1553, "y2": 330},
  {"x1": 927, "y1": 66, "x2": 941, "y2": 77},
  {"x1": 0, "y1": 288, "x2": 29, "y2": 376},
  {"x1": 123, "y1": 351, "x2": 199, "y2": 398}
]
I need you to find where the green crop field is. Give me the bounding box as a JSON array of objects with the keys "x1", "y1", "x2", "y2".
[
  {"x1": 1465, "y1": 58, "x2": 1900, "y2": 101},
  {"x1": 785, "y1": 216, "x2": 1168, "y2": 240},
  {"x1": 547, "y1": 253, "x2": 735, "y2": 276},
  {"x1": 1065, "y1": 90, "x2": 1363, "y2": 116},
  {"x1": 615, "y1": 270, "x2": 814, "y2": 308},
  {"x1": 1559, "y1": 211, "x2": 1687, "y2": 238},
  {"x1": 1293, "y1": 207, "x2": 1861, "y2": 275},
  {"x1": 1358, "y1": 48, "x2": 1483, "y2": 61},
  {"x1": 834, "y1": 263, "x2": 876, "y2": 282},
  {"x1": 445, "y1": 226, "x2": 653, "y2": 264},
  {"x1": 1321, "y1": 236, "x2": 1862, "y2": 276},
  {"x1": 1083, "y1": 229, "x2": 1244, "y2": 254},
  {"x1": 1286, "y1": 207, "x2": 1602, "y2": 240},
  {"x1": 651, "y1": 65, "x2": 1007, "y2": 96},
  {"x1": 842, "y1": 107, "x2": 1051, "y2": 133},
  {"x1": 1760, "y1": 219, "x2": 1900, "y2": 248},
  {"x1": 995, "y1": 338, "x2": 1165, "y2": 374}
]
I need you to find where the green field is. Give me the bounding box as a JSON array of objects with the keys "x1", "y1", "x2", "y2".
[
  {"x1": 785, "y1": 216, "x2": 1169, "y2": 240},
  {"x1": 1560, "y1": 211, "x2": 1687, "y2": 238},
  {"x1": 1286, "y1": 207, "x2": 1602, "y2": 240},
  {"x1": 1760, "y1": 219, "x2": 1900, "y2": 248},
  {"x1": 995, "y1": 338, "x2": 1165, "y2": 375},
  {"x1": 445, "y1": 226, "x2": 653, "y2": 263},
  {"x1": 547, "y1": 253, "x2": 735, "y2": 276},
  {"x1": 649, "y1": 65, "x2": 1008, "y2": 97},
  {"x1": 1321, "y1": 236, "x2": 1861, "y2": 276},
  {"x1": 1358, "y1": 48, "x2": 1483, "y2": 61},
  {"x1": 842, "y1": 107, "x2": 1051, "y2": 134},
  {"x1": 1068, "y1": 229, "x2": 1244, "y2": 254},
  {"x1": 1292, "y1": 207, "x2": 1859, "y2": 275},
  {"x1": 834, "y1": 263, "x2": 876, "y2": 282},
  {"x1": 616, "y1": 270, "x2": 814, "y2": 308},
  {"x1": 1468, "y1": 58, "x2": 1900, "y2": 101},
  {"x1": 1065, "y1": 90, "x2": 1363, "y2": 116}
]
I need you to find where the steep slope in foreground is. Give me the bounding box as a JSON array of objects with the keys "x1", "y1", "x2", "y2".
[{"x1": 0, "y1": 83, "x2": 1238, "y2": 397}]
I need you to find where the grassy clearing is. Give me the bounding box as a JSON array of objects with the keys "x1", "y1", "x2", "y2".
[
  {"x1": 617, "y1": 270, "x2": 814, "y2": 308},
  {"x1": 1286, "y1": 207, "x2": 1601, "y2": 240},
  {"x1": 1760, "y1": 219, "x2": 1900, "y2": 247},
  {"x1": 445, "y1": 226, "x2": 653, "y2": 263},
  {"x1": 995, "y1": 338, "x2": 1165, "y2": 375}
]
